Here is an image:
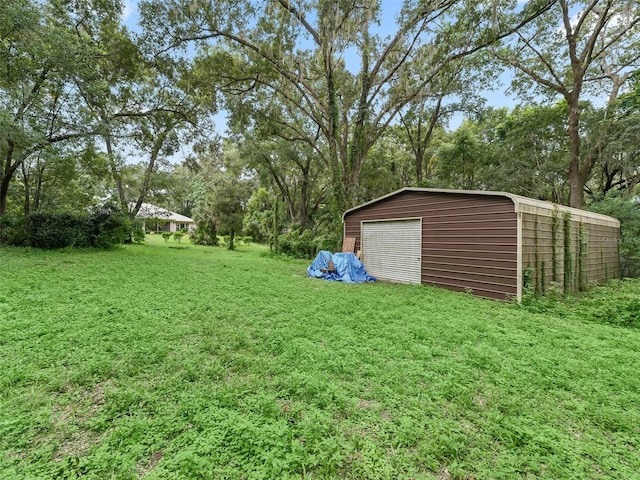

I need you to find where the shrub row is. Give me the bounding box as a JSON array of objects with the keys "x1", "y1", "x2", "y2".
[
  {"x1": 0, "y1": 209, "x2": 134, "y2": 249},
  {"x1": 276, "y1": 228, "x2": 340, "y2": 259}
]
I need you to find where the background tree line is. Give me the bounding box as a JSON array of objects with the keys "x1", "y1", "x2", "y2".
[{"x1": 1, "y1": 0, "x2": 639, "y2": 273}]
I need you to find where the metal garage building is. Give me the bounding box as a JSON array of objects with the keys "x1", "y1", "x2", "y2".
[{"x1": 342, "y1": 188, "x2": 620, "y2": 301}]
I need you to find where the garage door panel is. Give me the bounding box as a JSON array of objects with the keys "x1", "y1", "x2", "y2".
[{"x1": 362, "y1": 220, "x2": 421, "y2": 284}]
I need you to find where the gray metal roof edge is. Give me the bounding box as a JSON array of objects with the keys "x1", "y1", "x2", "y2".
[
  {"x1": 133, "y1": 202, "x2": 195, "y2": 223},
  {"x1": 342, "y1": 187, "x2": 620, "y2": 227}
]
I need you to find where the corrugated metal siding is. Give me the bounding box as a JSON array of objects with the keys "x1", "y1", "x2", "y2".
[
  {"x1": 522, "y1": 210, "x2": 620, "y2": 294},
  {"x1": 362, "y1": 220, "x2": 422, "y2": 284},
  {"x1": 344, "y1": 191, "x2": 518, "y2": 300}
]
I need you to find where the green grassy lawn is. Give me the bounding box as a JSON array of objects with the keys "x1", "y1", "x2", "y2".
[{"x1": 1, "y1": 237, "x2": 639, "y2": 479}]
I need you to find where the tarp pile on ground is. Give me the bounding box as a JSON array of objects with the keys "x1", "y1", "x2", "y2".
[{"x1": 307, "y1": 250, "x2": 376, "y2": 283}]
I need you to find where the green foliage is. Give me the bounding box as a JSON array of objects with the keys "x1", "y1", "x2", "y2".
[
  {"x1": 21, "y1": 208, "x2": 128, "y2": 249},
  {"x1": 275, "y1": 225, "x2": 342, "y2": 259},
  {"x1": 187, "y1": 141, "x2": 252, "y2": 249},
  {"x1": 210, "y1": 175, "x2": 252, "y2": 249},
  {"x1": 190, "y1": 196, "x2": 219, "y2": 246},
  {"x1": 563, "y1": 212, "x2": 574, "y2": 291},
  {"x1": 551, "y1": 209, "x2": 560, "y2": 283},
  {"x1": 161, "y1": 232, "x2": 172, "y2": 242},
  {"x1": 26, "y1": 213, "x2": 89, "y2": 249},
  {"x1": 435, "y1": 119, "x2": 488, "y2": 190},
  {"x1": 190, "y1": 223, "x2": 218, "y2": 246},
  {"x1": 242, "y1": 187, "x2": 274, "y2": 243},
  {"x1": 1, "y1": 244, "x2": 640, "y2": 478},
  {"x1": 522, "y1": 279, "x2": 640, "y2": 329},
  {"x1": 131, "y1": 218, "x2": 146, "y2": 244},
  {"x1": 587, "y1": 193, "x2": 640, "y2": 278},
  {"x1": 276, "y1": 228, "x2": 317, "y2": 259},
  {"x1": 0, "y1": 214, "x2": 27, "y2": 246},
  {"x1": 576, "y1": 280, "x2": 640, "y2": 329},
  {"x1": 88, "y1": 207, "x2": 130, "y2": 249},
  {"x1": 173, "y1": 231, "x2": 184, "y2": 243}
]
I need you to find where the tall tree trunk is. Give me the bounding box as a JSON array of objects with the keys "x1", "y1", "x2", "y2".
[
  {"x1": 228, "y1": 227, "x2": 235, "y2": 250},
  {"x1": 21, "y1": 162, "x2": 30, "y2": 217},
  {"x1": 0, "y1": 175, "x2": 12, "y2": 216},
  {"x1": 130, "y1": 127, "x2": 170, "y2": 218},
  {"x1": 0, "y1": 141, "x2": 19, "y2": 216},
  {"x1": 104, "y1": 132, "x2": 127, "y2": 214},
  {"x1": 34, "y1": 164, "x2": 44, "y2": 212},
  {"x1": 567, "y1": 99, "x2": 584, "y2": 208}
]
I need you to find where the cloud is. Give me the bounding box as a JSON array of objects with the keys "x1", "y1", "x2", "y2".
[{"x1": 122, "y1": 0, "x2": 135, "y2": 21}]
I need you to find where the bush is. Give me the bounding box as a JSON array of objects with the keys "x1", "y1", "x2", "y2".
[
  {"x1": 27, "y1": 212, "x2": 91, "y2": 249},
  {"x1": 581, "y1": 285, "x2": 640, "y2": 328},
  {"x1": 314, "y1": 230, "x2": 341, "y2": 254},
  {"x1": 587, "y1": 193, "x2": 640, "y2": 278},
  {"x1": 190, "y1": 219, "x2": 218, "y2": 246},
  {"x1": 173, "y1": 231, "x2": 185, "y2": 243},
  {"x1": 131, "y1": 218, "x2": 146, "y2": 244},
  {"x1": 21, "y1": 209, "x2": 129, "y2": 249},
  {"x1": 275, "y1": 226, "x2": 342, "y2": 259},
  {"x1": 276, "y1": 228, "x2": 318, "y2": 259},
  {"x1": 88, "y1": 207, "x2": 129, "y2": 248},
  {"x1": 0, "y1": 214, "x2": 27, "y2": 246},
  {"x1": 161, "y1": 232, "x2": 172, "y2": 242}
]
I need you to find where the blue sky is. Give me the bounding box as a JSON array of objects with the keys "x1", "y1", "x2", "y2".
[{"x1": 120, "y1": 0, "x2": 523, "y2": 135}]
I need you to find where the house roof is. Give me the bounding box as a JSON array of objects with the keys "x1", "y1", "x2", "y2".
[
  {"x1": 343, "y1": 187, "x2": 619, "y2": 227},
  {"x1": 132, "y1": 203, "x2": 194, "y2": 223}
]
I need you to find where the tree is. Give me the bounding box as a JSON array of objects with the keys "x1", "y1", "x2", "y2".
[
  {"x1": 187, "y1": 140, "x2": 254, "y2": 249},
  {"x1": 238, "y1": 136, "x2": 326, "y2": 231},
  {"x1": 484, "y1": 103, "x2": 571, "y2": 202},
  {"x1": 588, "y1": 191, "x2": 640, "y2": 278},
  {"x1": 72, "y1": 14, "x2": 209, "y2": 222},
  {"x1": 398, "y1": 54, "x2": 492, "y2": 185},
  {"x1": 357, "y1": 127, "x2": 414, "y2": 199},
  {"x1": 0, "y1": 0, "x2": 106, "y2": 215},
  {"x1": 140, "y1": 0, "x2": 555, "y2": 222},
  {"x1": 16, "y1": 144, "x2": 108, "y2": 215},
  {"x1": 494, "y1": 0, "x2": 640, "y2": 207},
  {"x1": 434, "y1": 120, "x2": 489, "y2": 190},
  {"x1": 243, "y1": 187, "x2": 275, "y2": 244},
  {"x1": 209, "y1": 175, "x2": 253, "y2": 249},
  {"x1": 583, "y1": 71, "x2": 640, "y2": 198}
]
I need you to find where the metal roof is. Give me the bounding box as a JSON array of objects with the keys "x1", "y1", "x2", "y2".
[
  {"x1": 343, "y1": 187, "x2": 620, "y2": 228},
  {"x1": 133, "y1": 203, "x2": 195, "y2": 223}
]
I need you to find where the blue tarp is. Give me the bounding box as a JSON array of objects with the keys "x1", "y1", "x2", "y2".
[{"x1": 307, "y1": 250, "x2": 376, "y2": 283}]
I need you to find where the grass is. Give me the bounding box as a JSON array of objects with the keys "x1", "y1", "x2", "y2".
[{"x1": 1, "y1": 236, "x2": 639, "y2": 479}]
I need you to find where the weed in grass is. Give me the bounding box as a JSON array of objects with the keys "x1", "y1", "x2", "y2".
[{"x1": 1, "y1": 241, "x2": 640, "y2": 479}]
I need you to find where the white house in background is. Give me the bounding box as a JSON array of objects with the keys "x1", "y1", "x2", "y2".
[{"x1": 132, "y1": 203, "x2": 196, "y2": 232}]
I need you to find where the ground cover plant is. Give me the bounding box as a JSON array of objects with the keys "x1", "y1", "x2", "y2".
[{"x1": 1, "y1": 238, "x2": 639, "y2": 479}]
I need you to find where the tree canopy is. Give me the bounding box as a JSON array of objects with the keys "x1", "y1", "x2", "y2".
[{"x1": 1, "y1": 0, "x2": 639, "y2": 263}]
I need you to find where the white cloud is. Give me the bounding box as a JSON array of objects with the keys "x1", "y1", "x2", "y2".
[{"x1": 122, "y1": 0, "x2": 135, "y2": 21}]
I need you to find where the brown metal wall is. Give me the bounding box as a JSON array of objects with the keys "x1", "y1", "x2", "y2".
[
  {"x1": 344, "y1": 191, "x2": 518, "y2": 300},
  {"x1": 522, "y1": 211, "x2": 620, "y2": 294}
]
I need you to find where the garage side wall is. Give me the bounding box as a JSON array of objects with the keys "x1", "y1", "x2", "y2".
[
  {"x1": 521, "y1": 207, "x2": 620, "y2": 295},
  {"x1": 343, "y1": 192, "x2": 518, "y2": 300}
]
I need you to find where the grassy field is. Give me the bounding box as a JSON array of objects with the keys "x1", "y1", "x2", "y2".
[{"x1": 1, "y1": 236, "x2": 639, "y2": 479}]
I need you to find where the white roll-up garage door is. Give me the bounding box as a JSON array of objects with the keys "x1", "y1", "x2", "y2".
[{"x1": 362, "y1": 219, "x2": 422, "y2": 284}]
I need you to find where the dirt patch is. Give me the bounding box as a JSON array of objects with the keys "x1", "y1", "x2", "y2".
[
  {"x1": 137, "y1": 450, "x2": 164, "y2": 477},
  {"x1": 51, "y1": 381, "x2": 111, "y2": 461}
]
